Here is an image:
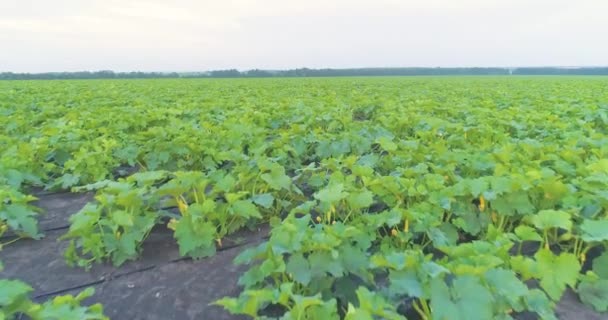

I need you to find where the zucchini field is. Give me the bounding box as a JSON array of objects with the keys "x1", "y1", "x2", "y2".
[{"x1": 1, "y1": 77, "x2": 608, "y2": 319}]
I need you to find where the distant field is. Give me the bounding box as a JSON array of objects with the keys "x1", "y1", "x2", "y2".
[{"x1": 1, "y1": 77, "x2": 608, "y2": 319}]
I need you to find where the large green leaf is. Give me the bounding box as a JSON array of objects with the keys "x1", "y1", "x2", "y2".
[
  {"x1": 347, "y1": 189, "x2": 374, "y2": 209},
  {"x1": 531, "y1": 210, "x2": 572, "y2": 231},
  {"x1": 251, "y1": 193, "x2": 274, "y2": 209},
  {"x1": 314, "y1": 183, "x2": 348, "y2": 204},
  {"x1": 231, "y1": 200, "x2": 262, "y2": 219},
  {"x1": 579, "y1": 219, "x2": 608, "y2": 242},
  {"x1": 261, "y1": 167, "x2": 291, "y2": 191},
  {"x1": 174, "y1": 218, "x2": 216, "y2": 258},
  {"x1": 429, "y1": 275, "x2": 494, "y2": 320},
  {"x1": 286, "y1": 253, "x2": 312, "y2": 285},
  {"x1": 577, "y1": 279, "x2": 608, "y2": 312},
  {"x1": 535, "y1": 249, "x2": 580, "y2": 301},
  {"x1": 592, "y1": 252, "x2": 608, "y2": 279}
]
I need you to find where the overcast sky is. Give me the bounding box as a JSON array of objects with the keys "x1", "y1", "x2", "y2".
[{"x1": 1, "y1": 0, "x2": 606, "y2": 72}]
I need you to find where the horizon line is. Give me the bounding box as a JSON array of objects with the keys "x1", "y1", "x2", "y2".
[{"x1": 3, "y1": 65, "x2": 608, "y2": 74}]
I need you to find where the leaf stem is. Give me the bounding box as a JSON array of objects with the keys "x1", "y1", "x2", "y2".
[
  {"x1": 192, "y1": 187, "x2": 200, "y2": 204},
  {"x1": 421, "y1": 298, "x2": 432, "y2": 317},
  {"x1": 0, "y1": 236, "x2": 23, "y2": 247},
  {"x1": 412, "y1": 300, "x2": 429, "y2": 320}
]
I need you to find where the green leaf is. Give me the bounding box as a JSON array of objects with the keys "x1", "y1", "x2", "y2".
[
  {"x1": 57, "y1": 173, "x2": 81, "y2": 188},
  {"x1": 111, "y1": 210, "x2": 133, "y2": 227},
  {"x1": 490, "y1": 176, "x2": 513, "y2": 195},
  {"x1": 511, "y1": 256, "x2": 541, "y2": 280},
  {"x1": 333, "y1": 277, "x2": 362, "y2": 306},
  {"x1": 512, "y1": 193, "x2": 535, "y2": 214},
  {"x1": 231, "y1": 200, "x2": 262, "y2": 219},
  {"x1": 286, "y1": 253, "x2": 312, "y2": 285},
  {"x1": 339, "y1": 244, "x2": 369, "y2": 276},
  {"x1": 68, "y1": 203, "x2": 101, "y2": 232},
  {"x1": 308, "y1": 251, "x2": 344, "y2": 277},
  {"x1": 493, "y1": 192, "x2": 535, "y2": 215},
  {"x1": 389, "y1": 270, "x2": 422, "y2": 298},
  {"x1": 345, "y1": 304, "x2": 374, "y2": 320},
  {"x1": 580, "y1": 204, "x2": 602, "y2": 219},
  {"x1": 314, "y1": 183, "x2": 348, "y2": 204},
  {"x1": 216, "y1": 174, "x2": 236, "y2": 193},
  {"x1": 5, "y1": 169, "x2": 25, "y2": 188},
  {"x1": 535, "y1": 249, "x2": 580, "y2": 300},
  {"x1": 1, "y1": 203, "x2": 40, "y2": 239},
  {"x1": 347, "y1": 189, "x2": 374, "y2": 209},
  {"x1": 353, "y1": 287, "x2": 404, "y2": 320},
  {"x1": 430, "y1": 275, "x2": 494, "y2": 320},
  {"x1": 289, "y1": 295, "x2": 338, "y2": 319},
  {"x1": 0, "y1": 279, "x2": 32, "y2": 305},
  {"x1": 531, "y1": 210, "x2": 572, "y2": 231},
  {"x1": 524, "y1": 289, "x2": 557, "y2": 320},
  {"x1": 540, "y1": 180, "x2": 569, "y2": 199},
  {"x1": 214, "y1": 297, "x2": 240, "y2": 315},
  {"x1": 251, "y1": 193, "x2": 274, "y2": 209},
  {"x1": 375, "y1": 136, "x2": 397, "y2": 152},
  {"x1": 261, "y1": 167, "x2": 291, "y2": 191},
  {"x1": 237, "y1": 257, "x2": 284, "y2": 288},
  {"x1": 428, "y1": 223, "x2": 458, "y2": 247},
  {"x1": 370, "y1": 252, "x2": 408, "y2": 270},
  {"x1": 453, "y1": 213, "x2": 483, "y2": 235},
  {"x1": 215, "y1": 289, "x2": 275, "y2": 317},
  {"x1": 592, "y1": 252, "x2": 608, "y2": 279},
  {"x1": 485, "y1": 268, "x2": 528, "y2": 309},
  {"x1": 129, "y1": 170, "x2": 168, "y2": 186},
  {"x1": 469, "y1": 178, "x2": 488, "y2": 197},
  {"x1": 174, "y1": 218, "x2": 216, "y2": 258},
  {"x1": 587, "y1": 159, "x2": 608, "y2": 174},
  {"x1": 515, "y1": 225, "x2": 543, "y2": 241},
  {"x1": 422, "y1": 261, "x2": 449, "y2": 278},
  {"x1": 577, "y1": 279, "x2": 608, "y2": 312},
  {"x1": 579, "y1": 219, "x2": 608, "y2": 242}
]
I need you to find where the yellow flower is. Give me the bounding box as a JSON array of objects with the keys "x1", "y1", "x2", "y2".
[
  {"x1": 479, "y1": 196, "x2": 486, "y2": 212},
  {"x1": 391, "y1": 229, "x2": 398, "y2": 236},
  {"x1": 167, "y1": 218, "x2": 178, "y2": 231},
  {"x1": 177, "y1": 197, "x2": 189, "y2": 215}
]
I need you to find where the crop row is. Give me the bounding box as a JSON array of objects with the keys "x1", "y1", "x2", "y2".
[{"x1": 1, "y1": 77, "x2": 608, "y2": 319}]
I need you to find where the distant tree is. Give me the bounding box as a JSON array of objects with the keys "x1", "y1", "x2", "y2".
[
  {"x1": 245, "y1": 69, "x2": 273, "y2": 77},
  {"x1": 1, "y1": 67, "x2": 607, "y2": 80},
  {"x1": 210, "y1": 69, "x2": 242, "y2": 78}
]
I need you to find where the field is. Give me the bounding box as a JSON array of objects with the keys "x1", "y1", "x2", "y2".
[{"x1": 1, "y1": 77, "x2": 608, "y2": 319}]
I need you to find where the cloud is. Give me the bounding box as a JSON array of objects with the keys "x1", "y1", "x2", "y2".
[{"x1": 0, "y1": 0, "x2": 606, "y2": 72}]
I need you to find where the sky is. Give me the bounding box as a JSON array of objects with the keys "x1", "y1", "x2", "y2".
[{"x1": 1, "y1": 0, "x2": 607, "y2": 72}]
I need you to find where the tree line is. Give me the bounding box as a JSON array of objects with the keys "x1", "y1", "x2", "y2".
[{"x1": 1, "y1": 67, "x2": 607, "y2": 80}]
